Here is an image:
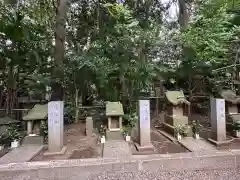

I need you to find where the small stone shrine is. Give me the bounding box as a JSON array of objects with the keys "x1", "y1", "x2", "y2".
[
  {"x1": 22, "y1": 104, "x2": 48, "y2": 135},
  {"x1": 22, "y1": 104, "x2": 47, "y2": 145},
  {"x1": 106, "y1": 102, "x2": 124, "y2": 131},
  {"x1": 163, "y1": 90, "x2": 191, "y2": 136},
  {"x1": 220, "y1": 90, "x2": 240, "y2": 120}
]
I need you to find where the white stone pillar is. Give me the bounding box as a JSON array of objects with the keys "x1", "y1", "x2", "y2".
[
  {"x1": 210, "y1": 98, "x2": 226, "y2": 142},
  {"x1": 47, "y1": 101, "x2": 64, "y2": 153},
  {"x1": 137, "y1": 100, "x2": 154, "y2": 151}
]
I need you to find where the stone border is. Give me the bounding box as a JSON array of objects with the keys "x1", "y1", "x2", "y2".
[{"x1": 0, "y1": 150, "x2": 239, "y2": 173}]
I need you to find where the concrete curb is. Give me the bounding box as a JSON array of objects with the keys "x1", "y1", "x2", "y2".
[{"x1": 0, "y1": 150, "x2": 239, "y2": 173}]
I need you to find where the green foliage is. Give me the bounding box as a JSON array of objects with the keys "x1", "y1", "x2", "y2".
[
  {"x1": 0, "y1": 131, "x2": 7, "y2": 145},
  {"x1": 7, "y1": 124, "x2": 21, "y2": 141},
  {"x1": 123, "y1": 112, "x2": 138, "y2": 129},
  {"x1": 192, "y1": 120, "x2": 202, "y2": 134},
  {"x1": 232, "y1": 120, "x2": 240, "y2": 131}
]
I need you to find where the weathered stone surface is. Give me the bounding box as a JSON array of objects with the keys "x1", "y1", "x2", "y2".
[
  {"x1": 137, "y1": 100, "x2": 153, "y2": 151},
  {"x1": 0, "y1": 145, "x2": 44, "y2": 164},
  {"x1": 210, "y1": 98, "x2": 226, "y2": 142},
  {"x1": 48, "y1": 101, "x2": 64, "y2": 153},
  {"x1": 86, "y1": 117, "x2": 93, "y2": 137}
]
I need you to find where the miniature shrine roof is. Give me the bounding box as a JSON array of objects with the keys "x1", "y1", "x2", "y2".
[
  {"x1": 22, "y1": 104, "x2": 48, "y2": 121},
  {"x1": 0, "y1": 116, "x2": 20, "y2": 125},
  {"x1": 106, "y1": 101, "x2": 124, "y2": 116},
  {"x1": 165, "y1": 90, "x2": 190, "y2": 105},
  {"x1": 220, "y1": 90, "x2": 240, "y2": 104}
]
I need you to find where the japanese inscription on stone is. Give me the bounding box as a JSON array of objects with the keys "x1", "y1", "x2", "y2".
[{"x1": 139, "y1": 100, "x2": 150, "y2": 128}]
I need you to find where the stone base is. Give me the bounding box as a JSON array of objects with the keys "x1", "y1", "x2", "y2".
[
  {"x1": 135, "y1": 143, "x2": 155, "y2": 152},
  {"x1": 208, "y1": 138, "x2": 231, "y2": 149},
  {"x1": 22, "y1": 135, "x2": 44, "y2": 145},
  {"x1": 43, "y1": 146, "x2": 67, "y2": 156}
]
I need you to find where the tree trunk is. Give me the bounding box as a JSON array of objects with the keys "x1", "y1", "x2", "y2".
[
  {"x1": 178, "y1": 0, "x2": 191, "y2": 121},
  {"x1": 178, "y1": 0, "x2": 189, "y2": 29},
  {"x1": 75, "y1": 88, "x2": 79, "y2": 123},
  {"x1": 50, "y1": 0, "x2": 68, "y2": 101}
]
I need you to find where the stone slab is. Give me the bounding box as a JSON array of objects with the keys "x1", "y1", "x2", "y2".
[
  {"x1": 178, "y1": 137, "x2": 216, "y2": 152},
  {"x1": 103, "y1": 141, "x2": 132, "y2": 159},
  {"x1": 0, "y1": 145, "x2": 44, "y2": 164}
]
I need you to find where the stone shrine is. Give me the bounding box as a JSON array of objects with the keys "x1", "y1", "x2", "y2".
[
  {"x1": 106, "y1": 102, "x2": 124, "y2": 131},
  {"x1": 163, "y1": 90, "x2": 192, "y2": 136}
]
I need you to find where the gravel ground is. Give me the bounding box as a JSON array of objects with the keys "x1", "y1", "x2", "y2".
[
  {"x1": 0, "y1": 169, "x2": 239, "y2": 180},
  {"x1": 86, "y1": 169, "x2": 240, "y2": 180}
]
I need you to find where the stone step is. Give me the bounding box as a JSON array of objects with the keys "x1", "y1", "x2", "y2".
[
  {"x1": 178, "y1": 137, "x2": 216, "y2": 152},
  {"x1": 0, "y1": 145, "x2": 44, "y2": 164}
]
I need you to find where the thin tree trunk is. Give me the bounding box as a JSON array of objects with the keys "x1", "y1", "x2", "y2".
[
  {"x1": 75, "y1": 88, "x2": 79, "y2": 123},
  {"x1": 50, "y1": 0, "x2": 68, "y2": 101}
]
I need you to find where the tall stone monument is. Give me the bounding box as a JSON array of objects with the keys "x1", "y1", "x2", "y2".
[
  {"x1": 136, "y1": 100, "x2": 154, "y2": 152},
  {"x1": 45, "y1": 101, "x2": 66, "y2": 155},
  {"x1": 209, "y1": 98, "x2": 229, "y2": 147}
]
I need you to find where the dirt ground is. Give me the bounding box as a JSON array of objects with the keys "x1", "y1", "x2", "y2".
[
  {"x1": 31, "y1": 122, "x2": 102, "y2": 161},
  {"x1": 132, "y1": 129, "x2": 188, "y2": 155}
]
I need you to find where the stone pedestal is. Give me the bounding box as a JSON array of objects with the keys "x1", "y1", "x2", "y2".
[
  {"x1": 208, "y1": 98, "x2": 230, "y2": 147},
  {"x1": 45, "y1": 101, "x2": 66, "y2": 155},
  {"x1": 86, "y1": 117, "x2": 93, "y2": 136},
  {"x1": 136, "y1": 100, "x2": 154, "y2": 152}
]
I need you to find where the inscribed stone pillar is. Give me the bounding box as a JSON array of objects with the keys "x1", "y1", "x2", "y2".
[
  {"x1": 210, "y1": 98, "x2": 226, "y2": 142},
  {"x1": 86, "y1": 117, "x2": 93, "y2": 136},
  {"x1": 137, "y1": 100, "x2": 154, "y2": 151},
  {"x1": 48, "y1": 101, "x2": 64, "y2": 153}
]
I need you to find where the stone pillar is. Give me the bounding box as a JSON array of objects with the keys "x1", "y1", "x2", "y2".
[
  {"x1": 45, "y1": 101, "x2": 66, "y2": 155},
  {"x1": 137, "y1": 100, "x2": 154, "y2": 152},
  {"x1": 27, "y1": 121, "x2": 33, "y2": 135},
  {"x1": 209, "y1": 98, "x2": 229, "y2": 146},
  {"x1": 86, "y1": 117, "x2": 93, "y2": 137}
]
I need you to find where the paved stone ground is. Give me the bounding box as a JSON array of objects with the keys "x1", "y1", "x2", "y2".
[
  {"x1": 103, "y1": 140, "x2": 132, "y2": 158},
  {"x1": 179, "y1": 137, "x2": 216, "y2": 151},
  {"x1": 0, "y1": 168, "x2": 239, "y2": 180},
  {"x1": 0, "y1": 145, "x2": 43, "y2": 164}
]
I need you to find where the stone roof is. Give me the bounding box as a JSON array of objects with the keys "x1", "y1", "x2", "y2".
[
  {"x1": 165, "y1": 91, "x2": 190, "y2": 105},
  {"x1": 22, "y1": 104, "x2": 48, "y2": 121},
  {"x1": 220, "y1": 90, "x2": 240, "y2": 104},
  {"x1": 106, "y1": 102, "x2": 124, "y2": 116},
  {"x1": 0, "y1": 116, "x2": 20, "y2": 125}
]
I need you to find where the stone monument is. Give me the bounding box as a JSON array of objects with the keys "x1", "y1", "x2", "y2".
[
  {"x1": 86, "y1": 116, "x2": 93, "y2": 136},
  {"x1": 209, "y1": 98, "x2": 230, "y2": 147},
  {"x1": 136, "y1": 100, "x2": 154, "y2": 152},
  {"x1": 45, "y1": 101, "x2": 66, "y2": 155}
]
